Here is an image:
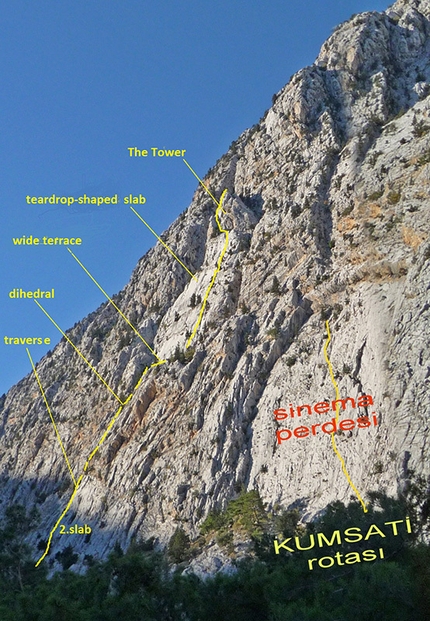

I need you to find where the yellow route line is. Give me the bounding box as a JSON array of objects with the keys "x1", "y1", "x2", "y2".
[
  {"x1": 323, "y1": 320, "x2": 368, "y2": 513},
  {"x1": 67, "y1": 248, "x2": 162, "y2": 360},
  {"x1": 186, "y1": 188, "x2": 228, "y2": 349},
  {"x1": 35, "y1": 358, "x2": 167, "y2": 567},
  {"x1": 83, "y1": 360, "x2": 165, "y2": 468},
  {"x1": 36, "y1": 161, "x2": 229, "y2": 564},
  {"x1": 26, "y1": 349, "x2": 77, "y2": 488},
  {"x1": 34, "y1": 300, "x2": 123, "y2": 404},
  {"x1": 35, "y1": 473, "x2": 84, "y2": 567},
  {"x1": 129, "y1": 207, "x2": 197, "y2": 282},
  {"x1": 183, "y1": 158, "x2": 225, "y2": 211}
]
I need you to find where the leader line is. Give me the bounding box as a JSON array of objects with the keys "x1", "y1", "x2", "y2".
[
  {"x1": 34, "y1": 300, "x2": 124, "y2": 404},
  {"x1": 129, "y1": 207, "x2": 197, "y2": 282},
  {"x1": 26, "y1": 348, "x2": 77, "y2": 487},
  {"x1": 66, "y1": 248, "x2": 164, "y2": 360}
]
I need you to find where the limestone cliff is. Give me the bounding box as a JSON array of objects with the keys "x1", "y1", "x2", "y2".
[{"x1": 1, "y1": 0, "x2": 429, "y2": 572}]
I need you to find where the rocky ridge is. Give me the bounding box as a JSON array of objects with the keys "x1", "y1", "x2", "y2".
[{"x1": 1, "y1": 0, "x2": 429, "y2": 573}]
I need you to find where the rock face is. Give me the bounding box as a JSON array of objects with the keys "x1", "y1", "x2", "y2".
[{"x1": 1, "y1": 0, "x2": 429, "y2": 571}]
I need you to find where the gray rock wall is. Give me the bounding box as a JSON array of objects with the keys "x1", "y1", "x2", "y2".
[{"x1": 0, "y1": 0, "x2": 429, "y2": 572}]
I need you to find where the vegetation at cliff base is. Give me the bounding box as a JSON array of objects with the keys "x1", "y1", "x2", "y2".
[{"x1": 0, "y1": 485, "x2": 429, "y2": 620}]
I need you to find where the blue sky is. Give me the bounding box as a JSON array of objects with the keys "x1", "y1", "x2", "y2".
[{"x1": 1, "y1": 0, "x2": 389, "y2": 394}]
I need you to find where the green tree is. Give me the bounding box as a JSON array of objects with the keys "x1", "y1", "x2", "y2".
[
  {"x1": 55, "y1": 544, "x2": 78, "y2": 570},
  {"x1": 168, "y1": 527, "x2": 190, "y2": 563},
  {"x1": 0, "y1": 504, "x2": 42, "y2": 592}
]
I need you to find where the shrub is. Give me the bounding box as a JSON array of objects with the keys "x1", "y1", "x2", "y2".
[
  {"x1": 413, "y1": 120, "x2": 430, "y2": 138},
  {"x1": 320, "y1": 307, "x2": 332, "y2": 321},
  {"x1": 170, "y1": 345, "x2": 185, "y2": 363},
  {"x1": 270, "y1": 276, "x2": 280, "y2": 294},
  {"x1": 373, "y1": 461, "x2": 384, "y2": 474},
  {"x1": 368, "y1": 189, "x2": 383, "y2": 200},
  {"x1": 387, "y1": 190, "x2": 401, "y2": 205},
  {"x1": 267, "y1": 327, "x2": 280, "y2": 339},
  {"x1": 417, "y1": 149, "x2": 430, "y2": 165}
]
